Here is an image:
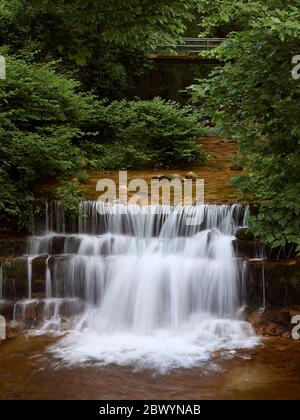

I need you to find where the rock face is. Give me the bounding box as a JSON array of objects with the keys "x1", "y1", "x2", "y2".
[
  {"x1": 241, "y1": 260, "x2": 300, "y2": 338},
  {"x1": 234, "y1": 227, "x2": 297, "y2": 260},
  {"x1": 1, "y1": 256, "x2": 48, "y2": 299},
  {"x1": 0, "y1": 238, "x2": 27, "y2": 257},
  {"x1": 233, "y1": 239, "x2": 265, "y2": 259},
  {"x1": 243, "y1": 261, "x2": 300, "y2": 308}
]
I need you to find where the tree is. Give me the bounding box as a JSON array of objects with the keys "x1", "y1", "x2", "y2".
[
  {"x1": 190, "y1": 0, "x2": 300, "y2": 251},
  {"x1": 0, "y1": 0, "x2": 197, "y2": 96},
  {"x1": 0, "y1": 54, "x2": 97, "y2": 230}
]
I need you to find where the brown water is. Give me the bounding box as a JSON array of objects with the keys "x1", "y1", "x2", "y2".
[
  {"x1": 83, "y1": 137, "x2": 241, "y2": 204},
  {"x1": 0, "y1": 335, "x2": 299, "y2": 400},
  {"x1": 40, "y1": 137, "x2": 241, "y2": 204},
  {"x1": 5, "y1": 138, "x2": 299, "y2": 400}
]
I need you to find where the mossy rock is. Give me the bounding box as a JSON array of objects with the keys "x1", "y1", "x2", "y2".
[
  {"x1": 2, "y1": 256, "x2": 47, "y2": 300},
  {"x1": 0, "y1": 238, "x2": 27, "y2": 257}
]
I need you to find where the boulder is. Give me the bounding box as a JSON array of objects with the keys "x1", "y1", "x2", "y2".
[{"x1": 244, "y1": 306, "x2": 296, "y2": 338}]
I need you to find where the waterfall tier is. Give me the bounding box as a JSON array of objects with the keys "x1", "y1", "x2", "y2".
[{"x1": 5, "y1": 202, "x2": 258, "y2": 371}]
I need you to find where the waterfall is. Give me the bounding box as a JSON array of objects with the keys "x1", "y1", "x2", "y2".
[
  {"x1": 243, "y1": 205, "x2": 250, "y2": 227},
  {"x1": 13, "y1": 202, "x2": 258, "y2": 371},
  {"x1": 45, "y1": 256, "x2": 52, "y2": 299},
  {"x1": 27, "y1": 256, "x2": 34, "y2": 300}
]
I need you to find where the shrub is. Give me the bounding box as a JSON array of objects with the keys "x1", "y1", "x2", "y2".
[
  {"x1": 54, "y1": 181, "x2": 84, "y2": 220},
  {"x1": 0, "y1": 54, "x2": 95, "y2": 229},
  {"x1": 82, "y1": 98, "x2": 208, "y2": 169}
]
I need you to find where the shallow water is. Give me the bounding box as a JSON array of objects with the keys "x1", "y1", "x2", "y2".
[
  {"x1": 3, "y1": 138, "x2": 299, "y2": 399},
  {"x1": 84, "y1": 138, "x2": 241, "y2": 204},
  {"x1": 0, "y1": 335, "x2": 300, "y2": 400},
  {"x1": 40, "y1": 137, "x2": 241, "y2": 204}
]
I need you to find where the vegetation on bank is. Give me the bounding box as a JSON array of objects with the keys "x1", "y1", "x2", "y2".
[
  {"x1": 191, "y1": 0, "x2": 300, "y2": 252},
  {"x1": 0, "y1": 0, "x2": 299, "y2": 254},
  {"x1": 0, "y1": 53, "x2": 207, "y2": 230}
]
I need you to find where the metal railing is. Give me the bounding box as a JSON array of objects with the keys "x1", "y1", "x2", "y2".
[{"x1": 155, "y1": 38, "x2": 227, "y2": 54}]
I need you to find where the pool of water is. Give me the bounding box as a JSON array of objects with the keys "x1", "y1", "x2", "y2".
[{"x1": 1, "y1": 335, "x2": 299, "y2": 400}]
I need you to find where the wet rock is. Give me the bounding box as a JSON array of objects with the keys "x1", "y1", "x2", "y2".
[
  {"x1": 235, "y1": 228, "x2": 255, "y2": 241},
  {"x1": 13, "y1": 300, "x2": 39, "y2": 322},
  {"x1": 1, "y1": 256, "x2": 48, "y2": 300},
  {"x1": 50, "y1": 236, "x2": 65, "y2": 255},
  {"x1": 244, "y1": 261, "x2": 300, "y2": 308},
  {"x1": 32, "y1": 256, "x2": 48, "y2": 294},
  {"x1": 233, "y1": 239, "x2": 263, "y2": 259},
  {"x1": 0, "y1": 238, "x2": 27, "y2": 257},
  {"x1": 0, "y1": 301, "x2": 14, "y2": 319},
  {"x1": 244, "y1": 306, "x2": 295, "y2": 338},
  {"x1": 234, "y1": 228, "x2": 296, "y2": 260},
  {"x1": 2, "y1": 258, "x2": 28, "y2": 299}
]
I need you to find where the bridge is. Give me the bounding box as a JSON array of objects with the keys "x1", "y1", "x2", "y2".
[{"x1": 150, "y1": 38, "x2": 227, "y2": 62}]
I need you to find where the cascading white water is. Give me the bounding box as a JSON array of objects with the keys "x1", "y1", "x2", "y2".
[
  {"x1": 27, "y1": 256, "x2": 34, "y2": 300},
  {"x1": 14, "y1": 202, "x2": 258, "y2": 371},
  {"x1": 45, "y1": 256, "x2": 52, "y2": 299}
]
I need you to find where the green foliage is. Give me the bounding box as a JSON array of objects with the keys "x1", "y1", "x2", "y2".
[
  {"x1": 190, "y1": 0, "x2": 300, "y2": 251},
  {"x1": 0, "y1": 184, "x2": 35, "y2": 232},
  {"x1": 76, "y1": 170, "x2": 89, "y2": 184},
  {"x1": 24, "y1": 0, "x2": 196, "y2": 59},
  {"x1": 0, "y1": 55, "x2": 208, "y2": 230},
  {"x1": 54, "y1": 181, "x2": 84, "y2": 220},
  {"x1": 81, "y1": 98, "x2": 208, "y2": 169},
  {"x1": 0, "y1": 0, "x2": 197, "y2": 98},
  {"x1": 0, "y1": 54, "x2": 96, "y2": 229}
]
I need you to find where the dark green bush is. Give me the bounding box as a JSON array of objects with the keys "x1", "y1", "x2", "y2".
[
  {"x1": 0, "y1": 57, "x2": 208, "y2": 230},
  {"x1": 0, "y1": 54, "x2": 95, "y2": 229},
  {"x1": 82, "y1": 98, "x2": 208, "y2": 169},
  {"x1": 54, "y1": 181, "x2": 84, "y2": 220}
]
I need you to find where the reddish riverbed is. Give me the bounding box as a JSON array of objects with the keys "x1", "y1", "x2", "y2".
[
  {"x1": 40, "y1": 137, "x2": 242, "y2": 204},
  {"x1": 0, "y1": 335, "x2": 299, "y2": 400}
]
